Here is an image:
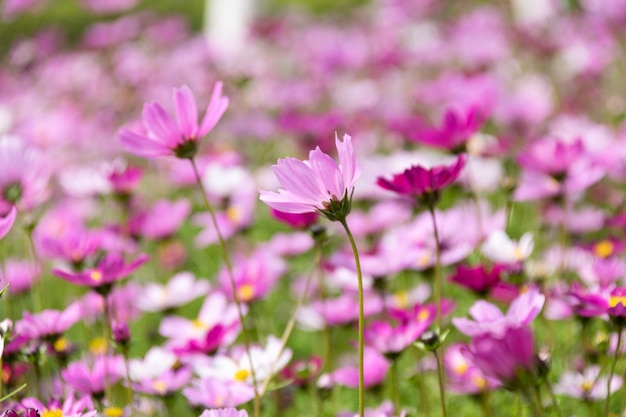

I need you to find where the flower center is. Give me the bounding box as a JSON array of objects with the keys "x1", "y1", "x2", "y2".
[
  {"x1": 227, "y1": 206, "x2": 241, "y2": 223},
  {"x1": 454, "y1": 362, "x2": 468, "y2": 375},
  {"x1": 90, "y1": 270, "x2": 103, "y2": 283},
  {"x1": 43, "y1": 409, "x2": 63, "y2": 417},
  {"x1": 417, "y1": 309, "x2": 430, "y2": 322},
  {"x1": 152, "y1": 379, "x2": 168, "y2": 394},
  {"x1": 104, "y1": 407, "x2": 124, "y2": 417},
  {"x1": 53, "y1": 337, "x2": 69, "y2": 353},
  {"x1": 472, "y1": 375, "x2": 487, "y2": 390},
  {"x1": 89, "y1": 337, "x2": 108, "y2": 355},
  {"x1": 173, "y1": 140, "x2": 198, "y2": 159},
  {"x1": 609, "y1": 295, "x2": 626, "y2": 308},
  {"x1": 192, "y1": 319, "x2": 206, "y2": 329},
  {"x1": 237, "y1": 284, "x2": 256, "y2": 302},
  {"x1": 3, "y1": 183, "x2": 22, "y2": 204},
  {"x1": 594, "y1": 240, "x2": 614, "y2": 258},
  {"x1": 394, "y1": 291, "x2": 408, "y2": 308},
  {"x1": 581, "y1": 380, "x2": 593, "y2": 392},
  {"x1": 234, "y1": 368, "x2": 250, "y2": 382}
]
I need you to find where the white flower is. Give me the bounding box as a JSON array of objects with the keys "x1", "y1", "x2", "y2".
[
  {"x1": 129, "y1": 347, "x2": 177, "y2": 381},
  {"x1": 481, "y1": 230, "x2": 534, "y2": 263},
  {"x1": 137, "y1": 272, "x2": 210, "y2": 312}
]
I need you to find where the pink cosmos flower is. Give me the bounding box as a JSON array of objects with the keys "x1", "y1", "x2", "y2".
[
  {"x1": 410, "y1": 107, "x2": 483, "y2": 152},
  {"x1": 119, "y1": 82, "x2": 229, "y2": 159},
  {"x1": 129, "y1": 199, "x2": 191, "y2": 240},
  {"x1": 200, "y1": 409, "x2": 248, "y2": 417},
  {"x1": 62, "y1": 355, "x2": 125, "y2": 395},
  {"x1": 52, "y1": 252, "x2": 148, "y2": 291},
  {"x1": 364, "y1": 319, "x2": 431, "y2": 355},
  {"x1": 259, "y1": 134, "x2": 360, "y2": 219},
  {"x1": 0, "y1": 205, "x2": 16, "y2": 240},
  {"x1": 467, "y1": 326, "x2": 537, "y2": 388},
  {"x1": 217, "y1": 249, "x2": 286, "y2": 304},
  {"x1": 16, "y1": 302, "x2": 81, "y2": 342},
  {"x1": 452, "y1": 288, "x2": 545, "y2": 338},
  {"x1": 444, "y1": 343, "x2": 497, "y2": 395},
  {"x1": 0, "y1": 259, "x2": 40, "y2": 294},
  {"x1": 21, "y1": 394, "x2": 95, "y2": 417},
  {"x1": 183, "y1": 377, "x2": 255, "y2": 408},
  {"x1": 327, "y1": 347, "x2": 389, "y2": 388},
  {"x1": 377, "y1": 154, "x2": 466, "y2": 206},
  {"x1": 132, "y1": 368, "x2": 192, "y2": 396}
]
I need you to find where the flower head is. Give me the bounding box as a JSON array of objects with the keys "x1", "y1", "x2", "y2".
[
  {"x1": 259, "y1": 134, "x2": 360, "y2": 221},
  {"x1": 119, "y1": 82, "x2": 229, "y2": 159},
  {"x1": 377, "y1": 154, "x2": 466, "y2": 207}
]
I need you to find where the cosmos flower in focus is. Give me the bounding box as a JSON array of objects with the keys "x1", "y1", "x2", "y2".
[
  {"x1": 119, "y1": 82, "x2": 229, "y2": 159},
  {"x1": 259, "y1": 134, "x2": 360, "y2": 221}
]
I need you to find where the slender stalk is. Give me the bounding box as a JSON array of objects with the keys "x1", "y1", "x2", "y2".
[
  {"x1": 122, "y1": 351, "x2": 135, "y2": 414},
  {"x1": 390, "y1": 359, "x2": 401, "y2": 413},
  {"x1": 533, "y1": 385, "x2": 545, "y2": 417},
  {"x1": 189, "y1": 158, "x2": 260, "y2": 414},
  {"x1": 102, "y1": 298, "x2": 112, "y2": 403},
  {"x1": 318, "y1": 256, "x2": 332, "y2": 372},
  {"x1": 339, "y1": 219, "x2": 365, "y2": 417},
  {"x1": 433, "y1": 349, "x2": 448, "y2": 417},
  {"x1": 427, "y1": 206, "x2": 442, "y2": 330},
  {"x1": 259, "y1": 240, "x2": 321, "y2": 395},
  {"x1": 25, "y1": 226, "x2": 43, "y2": 311},
  {"x1": 605, "y1": 328, "x2": 622, "y2": 417},
  {"x1": 544, "y1": 377, "x2": 563, "y2": 417},
  {"x1": 505, "y1": 199, "x2": 514, "y2": 235},
  {"x1": 480, "y1": 391, "x2": 492, "y2": 417}
]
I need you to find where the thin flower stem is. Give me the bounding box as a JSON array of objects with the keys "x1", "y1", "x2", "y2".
[
  {"x1": 339, "y1": 219, "x2": 365, "y2": 417},
  {"x1": 433, "y1": 349, "x2": 448, "y2": 417},
  {"x1": 318, "y1": 253, "x2": 332, "y2": 372},
  {"x1": 103, "y1": 298, "x2": 112, "y2": 403},
  {"x1": 390, "y1": 359, "x2": 401, "y2": 413},
  {"x1": 259, "y1": 238, "x2": 321, "y2": 395},
  {"x1": 505, "y1": 199, "x2": 514, "y2": 235},
  {"x1": 122, "y1": 351, "x2": 135, "y2": 414},
  {"x1": 533, "y1": 385, "x2": 545, "y2": 417},
  {"x1": 544, "y1": 377, "x2": 563, "y2": 417},
  {"x1": 427, "y1": 206, "x2": 442, "y2": 329},
  {"x1": 480, "y1": 391, "x2": 492, "y2": 417},
  {"x1": 605, "y1": 327, "x2": 622, "y2": 417},
  {"x1": 189, "y1": 158, "x2": 260, "y2": 414},
  {"x1": 25, "y1": 226, "x2": 43, "y2": 311}
]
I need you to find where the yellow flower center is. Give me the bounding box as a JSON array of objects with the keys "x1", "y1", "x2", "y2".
[
  {"x1": 609, "y1": 295, "x2": 626, "y2": 308},
  {"x1": 514, "y1": 246, "x2": 525, "y2": 261},
  {"x1": 581, "y1": 381, "x2": 594, "y2": 392},
  {"x1": 152, "y1": 379, "x2": 168, "y2": 393},
  {"x1": 43, "y1": 410, "x2": 63, "y2": 417},
  {"x1": 89, "y1": 337, "x2": 108, "y2": 355},
  {"x1": 226, "y1": 206, "x2": 241, "y2": 223},
  {"x1": 417, "y1": 253, "x2": 431, "y2": 267},
  {"x1": 454, "y1": 362, "x2": 468, "y2": 375},
  {"x1": 53, "y1": 337, "x2": 69, "y2": 352},
  {"x1": 90, "y1": 270, "x2": 103, "y2": 282},
  {"x1": 472, "y1": 375, "x2": 487, "y2": 390},
  {"x1": 417, "y1": 309, "x2": 430, "y2": 322},
  {"x1": 394, "y1": 291, "x2": 409, "y2": 309},
  {"x1": 238, "y1": 284, "x2": 256, "y2": 302},
  {"x1": 594, "y1": 240, "x2": 614, "y2": 258},
  {"x1": 104, "y1": 407, "x2": 124, "y2": 417},
  {"x1": 192, "y1": 319, "x2": 206, "y2": 329},
  {"x1": 214, "y1": 396, "x2": 224, "y2": 407},
  {"x1": 234, "y1": 368, "x2": 250, "y2": 382}
]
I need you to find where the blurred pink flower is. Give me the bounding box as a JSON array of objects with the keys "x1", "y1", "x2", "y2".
[{"x1": 0, "y1": 205, "x2": 16, "y2": 240}]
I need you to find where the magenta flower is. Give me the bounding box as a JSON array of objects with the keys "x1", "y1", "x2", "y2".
[
  {"x1": 52, "y1": 252, "x2": 148, "y2": 292},
  {"x1": 270, "y1": 208, "x2": 318, "y2": 229},
  {"x1": 377, "y1": 154, "x2": 466, "y2": 206},
  {"x1": 444, "y1": 343, "x2": 497, "y2": 395},
  {"x1": 0, "y1": 205, "x2": 16, "y2": 240},
  {"x1": 467, "y1": 326, "x2": 537, "y2": 388},
  {"x1": 129, "y1": 198, "x2": 191, "y2": 240},
  {"x1": 449, "y1": 264, "x2": 503, "y2": 295},
  {"x1": 0, "y1": 259, "x2": 40, "y2": 295},
  {"x1": 410, "y1": 107, "x2": 483, "y2": 152},
  {"x1": 21, "y1": 394, "x2": 95, "y2": 417},
  {"x1": 259, "y1": 134, "x2": 360, "y2": 220},
  {"x1": 119, "y1": 82, "x2": 229, "y2": 159}
]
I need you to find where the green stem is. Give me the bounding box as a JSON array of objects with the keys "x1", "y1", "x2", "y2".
[
  {"x1": 480, "y1": 391, "x2": 492, "y2": 417},
  {"x1": 605, "y1": 327, "x2": 622, "y2": 417},
  {"x1": 427, "y1": 206, "x2": 442, "y2": 330},
  {"x1": 544, "y1": 377, "x2": 563, "y2": 417},
  {"x1": 103, "y1": 298, "x2": 112, "y2": 403},
  {"x1": 505, "y1": 200, "x2": 514, "y2": 235},
  {"x1": 533, "y1": 385, "x2": 545, "y2": 417},
  {"x1": 25, "y1": 226, "x2": 43, "y2": 311},
  {"x1": 339, "y1": 219, "x2": 365, "y2": 417},
  {"x1": 189, "y1": 158, "x2": 260, "y2": 415},
  {"x1": 433, "y1": 349, "x2": 448, "y2": 417},
  {"x1": 390, "y1": 359, "x2": 401, "y2": 413},
  {"x1": 259, "y1": 240, "x2": 320, "y2": 395}
]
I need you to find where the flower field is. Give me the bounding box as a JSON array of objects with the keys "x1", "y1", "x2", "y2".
[{"x1": 1, "y1": 0, "x2": 626, "y2": 416}]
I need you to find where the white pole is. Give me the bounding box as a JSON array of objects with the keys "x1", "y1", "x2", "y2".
[{"x1": 204, "y1": 0, "x2": 255, "y2": 55}]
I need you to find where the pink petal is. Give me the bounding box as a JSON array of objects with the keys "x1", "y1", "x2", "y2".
[
  {"x1": 0, "y1": 205, "x2": 17, "y2": 240},
  {"x1": 142, "y1": 102, "x2": 182, "y2": 146},
  {"x1": 173, "y1": 85, "x2": 199, "y2": 139},
  {"x1": 198, "y1": 81, "x2": 229, "y2": 137}
]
